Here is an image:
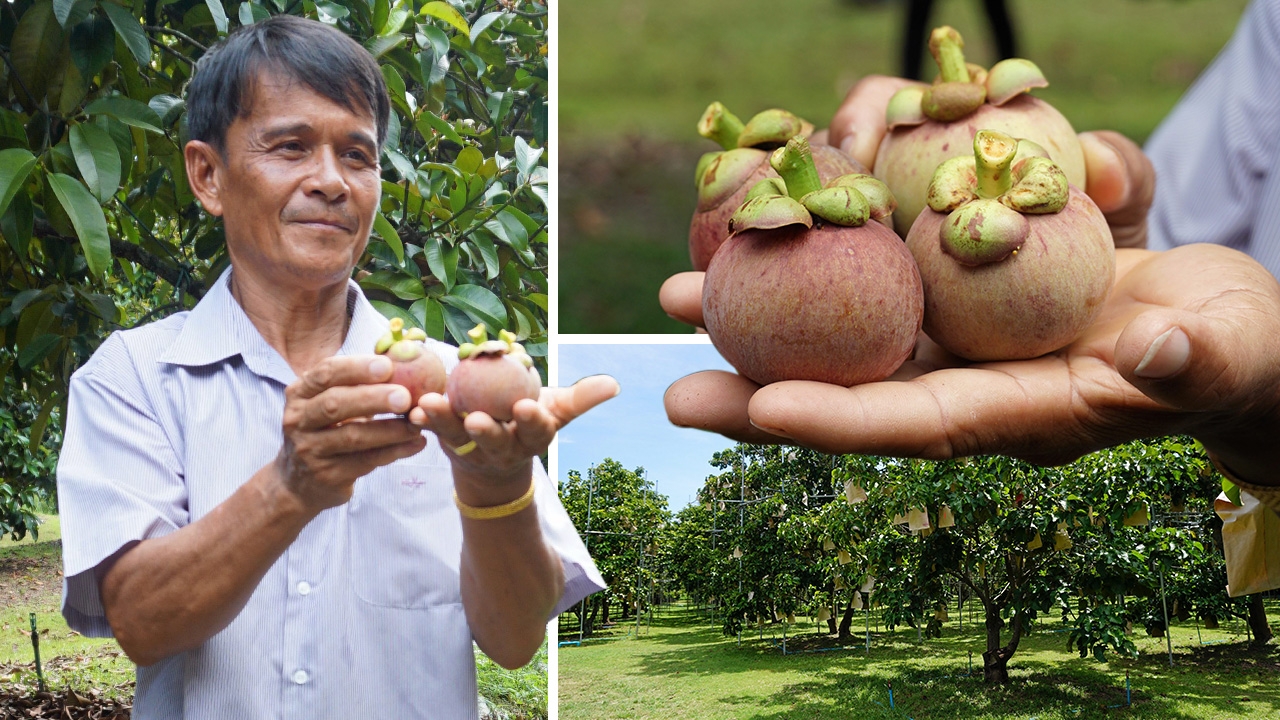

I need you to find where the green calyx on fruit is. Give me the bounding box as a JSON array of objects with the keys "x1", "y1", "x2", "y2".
[
  {"x1": 457, "y1": 323, "x2": 534, "y2": 369},
  {"x1": 695, "y1": 104, "x2": 815, "y2": 206},
  {"x1": 927, "y1": 129, "x2": 1069, "y2": 266},
  {"x1": 728, "y1": 136, "x2": 895, "y2": 233},
  {"x1": 887, "y1": 26, "x2": 1049, "y2": 127},
  {"x1": 375, "y1": 317, "x2": 428, "y2": 358}
]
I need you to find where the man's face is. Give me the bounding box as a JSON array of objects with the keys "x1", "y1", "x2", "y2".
[{"x1": 195, "y1": 71, "x2": 382, "y2": 291}]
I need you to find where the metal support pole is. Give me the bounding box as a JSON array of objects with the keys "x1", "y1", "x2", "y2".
[
  {"x1": 29, "y1": 613, "x2": 45, "y2": 693},
  {"x1": 1159, "y1": 566, "x2": 1173, "y2": 667}
]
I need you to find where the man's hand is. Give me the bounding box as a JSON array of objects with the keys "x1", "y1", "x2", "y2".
[
  {"x1": 665, "y1": 246, "x2": 1280, "y2": 482},
  {"x1": 411, "y1": 375, "x2": 620, "y2": 504},
  {"x1": 275, "y1": 355, "x2": 428, "y2": 511}
]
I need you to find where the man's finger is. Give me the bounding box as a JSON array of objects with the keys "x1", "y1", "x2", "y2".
[
  {"x1": 294, "y1": 383, "x2": 411, "y2": 430},
  {"x1": 664, "y1": 371, "x2": 784, "y2": 445},
  {"x1": 745, "y1": 363, "x2": 1115, "y2": 465},
  {"x1": 1079, "y1": 130, "x2": 1154, "y2": 249},
  {"x1": 289, "y1": 355, "x2": 394, "y2": 400},
  {"x1": 542, "y1": 375, "x2": 621, "y2": 428},
  {"x1": 511, "y1": 398, "x2": 558, "y2": 452},
  {"x1": 414, "y1": 392, "x2": 473, "y2": 450},
  {"x1": 828, "y1": 75, "x2": 926, "y2": 170},
  {"x1": 309, "y1": 417, "x2": 424, "y2": 457},
  {"x1": 659, "y1": 272, "x2": 706, "y2": 329}
]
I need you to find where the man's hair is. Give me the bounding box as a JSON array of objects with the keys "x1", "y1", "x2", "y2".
[{"x1": 186, "y1": 15, "x2": 390, "y2": 152}]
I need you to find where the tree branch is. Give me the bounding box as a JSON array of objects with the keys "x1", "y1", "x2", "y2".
[{"x1": 144, "y1": 26, "x2": 209, "y2": 53}]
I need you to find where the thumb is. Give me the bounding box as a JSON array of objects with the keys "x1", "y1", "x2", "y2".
[{"x1": 1114, "y1": 308, "x2": 1248, "y2": 413}]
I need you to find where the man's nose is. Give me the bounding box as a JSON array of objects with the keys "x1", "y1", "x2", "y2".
[{"x1": 302, "y1": 147, "x2": 349, "y2": 202}]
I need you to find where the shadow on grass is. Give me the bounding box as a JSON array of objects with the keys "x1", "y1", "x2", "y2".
[{"x1": 622, "y1": 604, "x2": 1280, "y2": 719}]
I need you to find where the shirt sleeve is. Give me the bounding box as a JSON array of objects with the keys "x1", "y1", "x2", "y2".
[
  {"x1": 1146, "y1": 0, "x2": 1280, "y2": 278},
  {"x1": 57, "y1": 333, "x2": 188, "y2": 637},
  {"x1": 531, "y1": 457, "x2": 606, "y2": 616}
]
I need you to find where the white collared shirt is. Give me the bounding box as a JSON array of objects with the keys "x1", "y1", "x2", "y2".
[{"x1": 58, "y1": 269, "x2": 603, "y2": 719}]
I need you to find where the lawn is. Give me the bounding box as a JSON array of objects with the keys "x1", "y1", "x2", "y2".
[
  {"x1": 557, "y1": 0, "x2": 1252, "y2": 333},
  {"x1": 557, "y1": 602, "x2": 1280, "y2": 719},
  {"x1": 0, "y1": 516, "x2": 549, "y2": 719}
]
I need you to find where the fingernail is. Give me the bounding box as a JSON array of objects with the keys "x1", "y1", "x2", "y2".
[
  {"x1": 388, "y1": 387, "x2": 410, "y2": 410},
  {"x1": 1134, "y1": 327, "x2": 1190, "y2": 379},
  {"x1": 370, "y1": 356, "x2": 391, "y2": 376},
  {"x1": 749, "y1": 418, "x2": 793, "y2": 439},
  {"x1": 839, "y1": 131, "x2": 856, "y2": 155}
]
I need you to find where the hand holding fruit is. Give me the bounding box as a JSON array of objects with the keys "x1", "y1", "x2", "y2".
[
  {"x1": 275, "y1": 355, "x2": 427, "y2": 512},
  {"x1": 666, "y1": 244, "x2": 1280, "y2": 482},
  {"x1": 410, "y1": 329, "x2": 620, "y2": 505}
]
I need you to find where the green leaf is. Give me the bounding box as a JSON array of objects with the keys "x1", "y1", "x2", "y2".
[
  {"x1": 237, "y1": 2, "x2": 269, "y2": 24},
  {"x1": 70, "y1": 124, "x2": 122, "y2": 204},
  {"x1": 84, "y1": 96, "x2": 164, "y2": 134},
  {"x1": 365, "y1": 34, "x2": 404, "y2": 59},
  {"x1": 381, "y1": 0, "x2": 410, "y2": 36},
  {"x1": 514, "y1": 136, "x2": 542, "y2": 178},
  {"x1": 1222, "y1": 479, "x2": 1241, "y2": 507},
  {"x1": 455, "y1": 146, "x2": 483, "y2": 175},
  {"x1": 10, "y1": 2, "x2": 65, "y2": 110},
  {"x1": 420, "y1": 1, "x2": 469, "y2": 36},
  {"x1": 373, "y1": 212, "x2": 404, "y2": 265},
  {"x1": 471, "y1": 234, "x2": 499, "y2": 279},
  {"x1": 47, "y1": 173, "x2": 112, "y2": 277},
  {"x1": 369, "y1": 300, "x2": 420, "y2": 329},
  {"x1": 381, "y1": 65, "x2": 407, "y2": 109},
  {"x1": 383, "y1": 147, "x2": 416, "y2": 181},
  {"x1": 2, "y1": 189, "x2": 35, "y2": 258},
  {"x1": 525, "y1": 293, "x2": 548, "y2": 312},
  {"x1": 418, "y1": 24, "x2": 450, "y2": 56},
  {"x1": 441, "y1": 304, "x2": 474, "y2": 345},
  {"x1": 410, "y1": 297, "x2": 444, "y2": 340},
  {"x1": 0, "y1": 149, "x2": 39, "y2": 220},
  {"x1": 469, "y1": 11, "x2": 506, "y2": 45},
  {"x1": 149, "y1": 94, "x2": 185, "y2": 127},
  {"x1": 27, "y1": 392, "x2": 60, "y2": 454},
  {"x1": 18, "y1": 333, "x2": 61, "y2": 370},
  {"x1": 100, "y1": 1, "x2": 151, "y2": 68},
  {"x1": 423, "y1": 237, "x2": 458, "y2": 291},
  {"x1": 55, "y1": 0, "x2": 95, "y2": 28},
  {"x1": 440, "y1": 284, "x2": 506, "y2": 331},
  {"x1": 415, "y1": 112, "x2": 464, "y2": 147},
  {"x1": 206, "y1": 0, "x2": 229, "y2": 34},
  {"x1": 484, "y1": 210, "x2": 529, "y2": 252},
  {"x1": 359, "y1": 269, "x2": 425, "y2": 300},
  {"x1": 316, "y1": 1, "x2": 350, "y2": 21},
  {"x1": 70, "y1": 14, "x2": 118, "y2": 81}
]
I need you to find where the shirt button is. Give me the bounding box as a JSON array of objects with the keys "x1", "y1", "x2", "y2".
[
  {"x1": 297, "y1": 581, "x2": 312, "y2": 596},
  {"x1": 292, "y1": 670, "x2": 309, "y2": 685}
]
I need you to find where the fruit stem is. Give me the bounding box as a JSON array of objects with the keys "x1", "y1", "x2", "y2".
[
  {"x1": 388, "y1": 316, "x2": 405, "y2": 342},
  {"x1": 698, "y1": 102, "x2": 745, "y2": 151},
  {"x1": 974, "y1": 130, "x2": 1017, "y2": 199},
  {"x1": 770, "y1": 136, "x2": 822, "y2": 201},
  {"x1": 467, "y1": 323, "x2": 488, "y2": 345},
  {"x1": 929, "y1": 27, "x2": 970, "y2": 84}
]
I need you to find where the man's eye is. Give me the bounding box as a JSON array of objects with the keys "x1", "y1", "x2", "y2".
[{"x1": 277, "y1": 141, "x2": 305, "y2": 153}]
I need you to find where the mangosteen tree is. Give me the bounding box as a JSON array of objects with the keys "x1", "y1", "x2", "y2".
[
  {"x1": 560, "y1": 458, "x2": 670, "y2": 636},
  {"x1": 0, "y1": 0, "x2": 549, "y2": 531}
]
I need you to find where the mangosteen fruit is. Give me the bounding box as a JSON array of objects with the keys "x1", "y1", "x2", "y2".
[
  {"x1": 447, "y1": 324, "x2": 542, "y2": 422},
  {"x1": 874, "y1": 26, "x2": 1085, "y2": 236},
  {"x1": 374, "y1": 317, "x2": 447, "y2": 407},
  {"x1": 906, "y1": 129, "x2": 1114, "y2": 361},
  {"x1": 690, "y1": 103, "x2": 866, "y2": 270},
  {"x1": 703, "y1": 135, "x2": 923, "y2": 386}
]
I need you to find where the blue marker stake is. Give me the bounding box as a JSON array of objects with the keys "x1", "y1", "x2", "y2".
[{"x1": 888, "y1": 681, "x2": 895, "y2": 709}]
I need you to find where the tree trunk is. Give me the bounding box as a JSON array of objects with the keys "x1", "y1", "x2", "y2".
[
  {"x1": 982, "y1": 610, "x2": 1009, "y2": 683},
  {"x1": 826, "y1": 615, "x2": 838, "y2": 635},
  {"x1": 1248, "y1": 593, "x2": 1273, "y2": 646},
  {"x1": 837, "y1": 596, "x2": 856, "y2": 641},
  {"x1": 601, "y1": 597, "x2": 611, "y2": 626},
  {"x1": 585, "y1": 597, "x2": 600, "y2": 637}
]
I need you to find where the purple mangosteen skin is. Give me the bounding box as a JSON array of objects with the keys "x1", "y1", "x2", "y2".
[
  {"x1": 905, "y1": 185, "x2": 1115, "y2": 361},
  {"x1": 703, "y1": 221, "x2": 924, "y2": 386}
]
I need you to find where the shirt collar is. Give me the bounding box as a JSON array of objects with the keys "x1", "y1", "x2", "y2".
[{"x1": 158, "y1": 267, "x2": 390, "y2": 386}]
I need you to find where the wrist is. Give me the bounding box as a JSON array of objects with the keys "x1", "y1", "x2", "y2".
[{"x1": 453, "y1": 460, "x2": 535, "y2": 508}]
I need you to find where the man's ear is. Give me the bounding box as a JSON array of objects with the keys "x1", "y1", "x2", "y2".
[{"x1": 185, "y1": 140, "x2": 225, "y2": 217}]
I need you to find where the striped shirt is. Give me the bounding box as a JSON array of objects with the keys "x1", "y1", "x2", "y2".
[
  {"x1": 57, "y1": 269, "x2": 603, "y2": 719},
  {"x1": 1146, "y1": 0, "x2": 1280, "y2": 280}
]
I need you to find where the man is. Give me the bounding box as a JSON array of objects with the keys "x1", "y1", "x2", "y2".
[{"x1": 57, "y1": 16, "x2": 611, "y2": 718}]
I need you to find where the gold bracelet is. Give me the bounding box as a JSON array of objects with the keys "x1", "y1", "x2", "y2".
[{"x1": 454, "y1": 481, "x2": 536, "y2": 520}]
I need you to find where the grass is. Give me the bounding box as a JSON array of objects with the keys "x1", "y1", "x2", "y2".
[
  {"x1": 557, "y1": 602, "x2": 1280, "y2": 719},
  {"x1": 557, "y1": 0, "x2": 1252, "y2": 333},
  {"x1": 0, "y1": 517, "x2": 549, "y2": 718}
]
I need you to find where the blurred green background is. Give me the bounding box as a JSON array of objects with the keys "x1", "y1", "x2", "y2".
[{"x1": 559, "y1": 0, "x2": 1250, "y2": 333}]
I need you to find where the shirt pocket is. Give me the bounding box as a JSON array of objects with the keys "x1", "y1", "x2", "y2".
[{"x1": 348, "y1": 452, "x2": 463, "y2": 609}]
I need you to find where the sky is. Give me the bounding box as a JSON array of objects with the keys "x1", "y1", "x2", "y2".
[{"x1": 553, "y1": 338, "x2": 738, "y2": 510}]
